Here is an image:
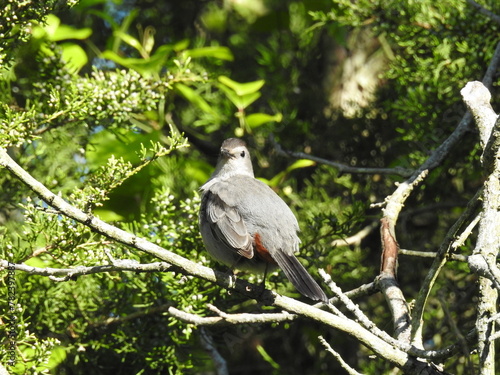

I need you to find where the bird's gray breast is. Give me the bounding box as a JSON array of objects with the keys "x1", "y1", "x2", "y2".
[{"x1": 201, "y1": 175, "x2": 300, "y2": 257}]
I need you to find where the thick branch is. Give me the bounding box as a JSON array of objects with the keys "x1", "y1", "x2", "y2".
[
  {"x1": 461, "y1": 80, "x2": 500, "y2": 375},
  {"x1": 461, "y1": 81, "x2": 499, "y2": 151}
]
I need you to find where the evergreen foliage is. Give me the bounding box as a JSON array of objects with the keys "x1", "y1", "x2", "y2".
[{"x1": 1, "y1": 0, "x2": 500, "y2": 374}]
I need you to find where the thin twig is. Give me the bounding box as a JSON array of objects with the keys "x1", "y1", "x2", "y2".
[
  {"x1": 331, "y1": 221, "x2": 379, "y2": 247},
  {"x1": 438, "y1": 295, "x2": 474, "y2": 375},
  {"x1": 200, "y1": 328, "x2": 229, "y2": 375},
  {"x1": 272, "y1": 139, "x2": 414, "y2": 177},
  {"x1": 0, "y1": 259, "x2": 173, "y2": 281},
  {"x1": 320, "y1": 269, "x2": 404, "y2": 349},
  {"x1": 410, "y1": 189, "x2": 482, "y2": 347},
  {"x1": 399, "y1": 249, "x2": 468, "y2": 262},
  {"x1": 319, "y1": 336, "x2": 365, "y2": 375}
]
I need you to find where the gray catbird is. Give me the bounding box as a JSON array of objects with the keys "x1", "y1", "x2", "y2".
[{"x1": 199, "y1": 138, "x2": 328, "y2": 302}]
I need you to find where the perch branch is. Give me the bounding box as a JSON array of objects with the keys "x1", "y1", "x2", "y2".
[{"x1": 0, "y1": 147, "x2": 443, "y2": 373}]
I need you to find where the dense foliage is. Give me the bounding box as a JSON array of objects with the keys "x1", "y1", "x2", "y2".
[{"x1": 1, "y1": 0, "x2": 499, "y2": 374}]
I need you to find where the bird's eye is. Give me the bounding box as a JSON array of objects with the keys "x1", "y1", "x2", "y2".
[{"x1": 240, "y1": 151, "x2": 245, "y2": 158}]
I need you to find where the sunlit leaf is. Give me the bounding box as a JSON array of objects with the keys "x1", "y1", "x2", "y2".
[
  {"x1": 114, "y1": 30, "x2": 144, "y2": 53},
  {"x1": 175, "y1": 83, "x2": 216, "y2": 115},
  {"x1": 218, "y1": 75, "x2": 265, "y2": 96},
  {"x1": 268, "y1": 159, "x2": 316, "y2": 187},
  {"x1": 245, "y1": 112, "x2": 282, "y2": 128},
  {"x1": 184, "y1": 46, "x2": 234, "y2": 61},
  {"x1": 60, "y1": 43, "x2": 88, "y2": 72},
  {"x1": 51, "y1": 25, "x2": 92, "y2": 41}
]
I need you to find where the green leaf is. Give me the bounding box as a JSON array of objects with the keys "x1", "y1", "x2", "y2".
[
  {"x1": 184, "y1": 46, "x2": 234, "y2": 61},
  {"x1": 268, "y1": 159, "x2": 316, "y2": 187},
  {"x1": 94, "y1": 209, "x2": 125, "y2": 221},
  {"x1": 47, "y1": 346, "x2": 67, "y2": 370},
  {"x1": 60, "y1": 43, "x2": 88, "y2": 72},
  {"x1": 218, "y1": 75, "x2": 265, "y2": 96},
  {"x1": 238, "y1": 92, "x2": 261, "y2": 109},
  {"x1": 113, "y1": 30, "x2": 144, "y2": 53},
  {"x1": 86, "y1": 128, "x2": 162, "y2": 168},
  {"x1": 218, "y1": 84, "x2": 244, "y2": 108},
  {"x1": 175, "y1": 83, "x2": 216, "y2": 115},
  {"x1": 51, "y1": 25, "x2": 92, "y2": 41},
  {"x1": 101, "y1": 50, "x2": 166, "y2": 77},
  {"x1": 245, "y1": 112, "x2": 282, "y2": 128}
]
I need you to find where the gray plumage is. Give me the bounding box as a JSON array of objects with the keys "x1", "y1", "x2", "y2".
[{"x1": 199, "y1": 138, "x2": 327, "y2": 302}]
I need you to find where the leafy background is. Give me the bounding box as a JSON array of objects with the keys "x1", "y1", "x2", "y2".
[{"x1": 0, "y1": 0, "x2": 499, "y2": 373}]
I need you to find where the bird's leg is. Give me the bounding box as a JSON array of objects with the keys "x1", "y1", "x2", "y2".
[{"x1": 257, "y1": 262, "x2": 269, "y2": 295}]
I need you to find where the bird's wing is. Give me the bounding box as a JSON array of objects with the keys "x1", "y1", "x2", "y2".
[{"x1": 203, "y1": 191, "x2": 254, "y2": 259}]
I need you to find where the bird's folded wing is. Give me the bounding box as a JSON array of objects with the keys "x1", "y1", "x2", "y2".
[{"x1": 205, "y1": 192, "x2": 253, "y2": 258}]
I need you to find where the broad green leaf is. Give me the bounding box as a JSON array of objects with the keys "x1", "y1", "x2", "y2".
[
  {"x1": 238, "y1": 92, "x2": 261, "y2": 109},
  {"x1": 94, "y1": 209, "x2": 125, "y2": 221},
  {"x1": 102, "y1": 50, "x2": 165, "y2": 77},
  {"x1": 184, "y1": 46, "x2": 234, "y2": 61},
  {"x1": 47, "y1": 346, "x2": 67, "y2": 370},
  {"x1": 246, "y1": 112, "x2": 282, "y2": 128},
  {"x1": 25, "y1": 257, "x2": 48, "y2": 268},
  {"x1": 269, "y1": 159, "x2": 316, "y2": 187},
  {"x1": 218, "y1": 75, "x2": 265, "y2": 96},
  {"x1": 175, "y1": 83, "x2": 216, "y2": 115},
  {"x1": 218, "y1": 84, "x2": 244, "y2": 108},
  {"x1": 111, "y1": 9, "x2": 139, "y2": 52},
  {"x1": 51, "y1": 25, "x2": 92, "y2": 41},
  {"x1": 287, "y1": 159, "x2": 316, "y2": 170},
  {"x1": 43, "y1": 14, "x2": 60, "y2": 38},
  {"x1": 86, "y1": 128, "x2": 162, "y2": 167},
  {"x1": 114, "y1": 30, "x2": 143, "y2": 53},
  {"x1": 173, "y1": 39, "x2": 190, "y2": 51},
  {"x1": 60, "y1": 43, "x2": 88, "y2": 72}
]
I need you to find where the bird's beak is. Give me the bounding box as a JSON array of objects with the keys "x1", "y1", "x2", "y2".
[{"x1": 220, "y1": 148, "x2": 234, "y2": 159}]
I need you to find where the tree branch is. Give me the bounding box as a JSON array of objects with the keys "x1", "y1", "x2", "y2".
[
  {"x1": 200, "y1": 328, "x2": 229, "y2": 375},
  {"x1": 410, "y1": 188, "x2": 482, "y2": 347},
  {"x1": 399, "y1": 249, "x2": 468, "y2": 262},
  {"x1": 331, "y1": 221, "x2": 378, "y2": 247},
  {"x1": 461, "y1": 80, "x2": 500, "y2": 375},
  {"x1": 272, "y1": 138, "x2": 414, "y2": 177},
  {"x1": 0, "y1": 147, "x2": 450, "y2": 374},
  {"x1": 0, "y1": 259, "x2": 173, "y2": 282},
  {"x1": 319, "y1": 336, "x2": 364, "y2": 375},
  {"x1": 379, "y1": 40, "x2": 500, "y2": 352}
]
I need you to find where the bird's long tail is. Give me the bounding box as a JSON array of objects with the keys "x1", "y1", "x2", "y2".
[{"x1": 272, "y1": 251, "x2": 328, "y2": 302}]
